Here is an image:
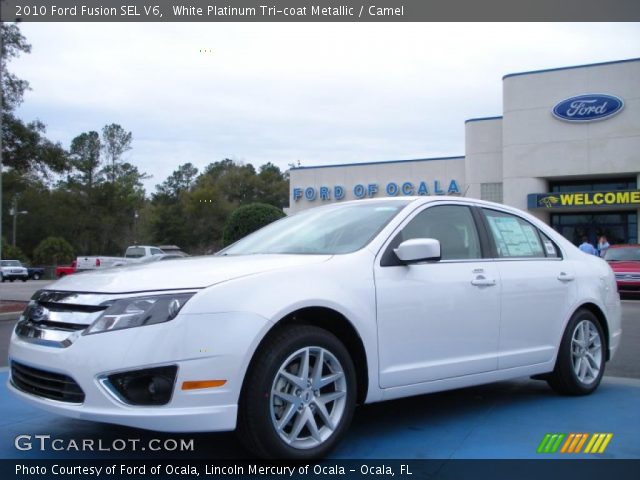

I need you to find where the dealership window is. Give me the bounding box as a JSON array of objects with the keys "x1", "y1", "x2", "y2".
[
  {"x1": 481, "y1": 183, "x2": 503, "y2": 203},
  {"x1": 551, "y1": 212, "x2": 638, "y2": 246},
  {"x1": 549, "y1": 177, "x2": 637, "y2": 193}
]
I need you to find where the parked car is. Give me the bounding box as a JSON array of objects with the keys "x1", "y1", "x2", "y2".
[
  {"x1": 604, "y1": 244, "x2": 640, "y2": 297},
  {"x1": 77, "y1": 245, "x2": 166, "y2": 270},
  {"x1": 0, "y1": 260, "x2": 28, "y2": 282},
  {"x1": 55, "y1": 260, "x2": 77, "y2": 278},
  {"x1": 26, "y1": 266, "x2": 45, "y2": 280},
  {"x1": 8, "y1": 197, "x2": 621, "y2": 459}
]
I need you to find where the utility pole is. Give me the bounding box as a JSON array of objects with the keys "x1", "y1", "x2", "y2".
[{"x1": 10, "y1": 197, "x2": 28, "y2": 247}]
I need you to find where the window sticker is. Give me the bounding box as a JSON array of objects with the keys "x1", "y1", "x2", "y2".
[
  {"x1": 543, "y1": 239, "x2": 557, "y2": 256},
  {"x1": 521, "y1": 224, "x2": 544, "y2": 255},
  {"x1": 487, "y1": 216, "x2": 536, "y2": 257}
]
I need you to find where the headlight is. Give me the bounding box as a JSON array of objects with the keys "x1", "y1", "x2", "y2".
[{"x1": 84, "y1": 293, "x2": 194, "y2": 335}]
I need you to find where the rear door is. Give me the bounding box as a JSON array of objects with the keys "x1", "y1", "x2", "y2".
[{"x1": 479, "y1": 208, "x2": 578, "y2": 369}]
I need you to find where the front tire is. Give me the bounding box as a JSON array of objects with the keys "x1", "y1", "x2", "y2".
[
  {"x1": 32, "y1": 273, "x2": 40, "y2": 280},
  {"x1": 547, "y1": 309, "x2": 605, "y2": 395},
  {"x1": 237, "y1": 325, "x2": 356, "y2": 459}
]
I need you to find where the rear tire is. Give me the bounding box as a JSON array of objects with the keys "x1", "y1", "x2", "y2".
[
  {"x1": 32, "y1": 273, "x2": 40, "y2": 280},
  {"x1": 547, "y1": 309, "x2": 605, "y2": 396},
  {"x1": 237, "y1": 325, "x2": 356, "y2": 459}
]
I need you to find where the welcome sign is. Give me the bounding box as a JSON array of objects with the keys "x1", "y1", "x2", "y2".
[{"x1": 528, "y1": 190, "x2": 640, "y2": 209}]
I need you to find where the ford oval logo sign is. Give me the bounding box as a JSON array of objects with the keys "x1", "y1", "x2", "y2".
[{"x1": 552, "y1": 94, "x2": 624, "y2": 122}]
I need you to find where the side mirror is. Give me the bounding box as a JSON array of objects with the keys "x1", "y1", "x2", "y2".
[{"x1": 394, "y1": 238, "x2": 441, "y2": 264}]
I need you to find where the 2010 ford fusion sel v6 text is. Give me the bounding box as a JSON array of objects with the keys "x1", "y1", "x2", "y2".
[{"x1": 8, "y1": 197, "x2": 622, "y2": 459}]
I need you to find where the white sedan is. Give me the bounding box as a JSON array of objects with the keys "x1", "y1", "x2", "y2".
[{"x1": 8, "y1": 197, "x2": 621, "y2": 459}]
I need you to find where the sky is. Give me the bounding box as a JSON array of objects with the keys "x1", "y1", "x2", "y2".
[{"x1": 11, "y1": 22, "x2": 640, "y2": 194}]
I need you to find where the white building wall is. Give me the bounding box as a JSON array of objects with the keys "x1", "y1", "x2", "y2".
[
  {"x1": 464, "y1": 117, "x2": 503, "y2": 200},
  {"x1": 502, "y1": 60, "x2": 640, "y2": 211}
]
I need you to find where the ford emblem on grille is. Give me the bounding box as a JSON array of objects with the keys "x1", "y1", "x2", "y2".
[{"x1": 30, "y1": 305, "x2": 49, "y2": 322}]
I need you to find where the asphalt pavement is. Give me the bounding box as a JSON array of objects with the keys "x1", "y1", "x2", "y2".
[{"x1": 0, "y1": 279, "x2": 54, "y2": 302}]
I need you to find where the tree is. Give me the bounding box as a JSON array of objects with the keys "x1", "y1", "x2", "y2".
[
  {"x1": 155, "y1": 163, "x2": 198, "y2": 198},
  {"x1": 222, "y1": 203, "x2": 285, "y2": 246},
  {"x1": 1, "y1": 23, "x2": 31, "y2": 111},
  {"x1": 1, "y1": 239, "x2": 29, "y2": 264},
  {"x1": 102, "y1": 124, "x2": 132, "y2": 182},
  {"x1": 69, "y1": 131, "x2": 102, "y2": 188},
  {"x1": 32, "y1": 237, "x2": 75, "y2": 266},
  {"x1": 0, "y1": 24, "x2": 68, "y2": 177}
]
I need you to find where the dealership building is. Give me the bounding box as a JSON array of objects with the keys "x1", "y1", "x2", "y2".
[{"x1": 288, "y1": 58, "x2": 640, "y2": 245}]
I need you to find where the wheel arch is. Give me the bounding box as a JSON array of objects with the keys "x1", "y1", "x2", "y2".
[
  {"x1": 240, "y1": 306, "x2": 369, "y2": 405},
  {"x1": 577, "y1": 302, "x2": 611, "y2": 361}
]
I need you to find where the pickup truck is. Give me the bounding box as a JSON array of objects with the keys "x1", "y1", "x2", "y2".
[
  {"x1": 76, "y1": 245, "x2": 167, "y2": 271},
  {"x1": 0, "y1": 260, "x2": 29, "y2": 282},
  {"x1": 55, "y1": 260, "x2": 77, "y2": 278},
  {"x1": 27, "y1": 266, "x2": 45, "y2": 280}
]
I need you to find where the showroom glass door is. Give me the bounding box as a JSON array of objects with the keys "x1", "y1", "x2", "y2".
[{"x1": 551, "y1": 211, "x2": 638, "y2": 246}]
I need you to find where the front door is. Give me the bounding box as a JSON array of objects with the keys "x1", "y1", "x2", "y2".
[{"x1": 375, "y1": 204, "x2": 501, "y2": 388}]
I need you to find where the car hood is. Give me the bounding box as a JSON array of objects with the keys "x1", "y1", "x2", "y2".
[
  {"x1": 49, "y1": 254, "x2": 332, "y2": 293},
  {"x1": 608, "y1": 261, "x2": 640, "y2": 272}
]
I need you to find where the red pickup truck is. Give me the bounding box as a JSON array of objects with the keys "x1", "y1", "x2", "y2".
[{"x1": 55, "y1": 260, "x2": 77, "y2": 278}]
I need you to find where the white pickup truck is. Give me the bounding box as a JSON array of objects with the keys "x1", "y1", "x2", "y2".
[{"x1": 76, "y1": 245, "x2": 166, "y2": 271}]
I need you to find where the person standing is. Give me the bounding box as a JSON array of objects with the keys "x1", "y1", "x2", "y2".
[
  {"x1": 597, "y1": 235, "x2": 610, "y2": 258},
  {"x1": 579, "y1": 236, "x2": 598, "y2": 256}
]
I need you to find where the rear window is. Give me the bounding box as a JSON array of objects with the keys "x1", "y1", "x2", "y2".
[{"x1": 125, "y1": 247, "x2": 146, "y2": 258}]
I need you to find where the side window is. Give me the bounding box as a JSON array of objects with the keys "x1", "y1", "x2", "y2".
[
  {"x1": 399, "y1": 205, "x2": 482, "y2": 260},
  {"x1": 151, "y1": 248, "x2": 164, "y2": 255},
  {"x1": 540, "y1": 232, "x2": 561, "y2": 258},
  {"x1": 482, "y1": 209, "x2": 545, "y2": 258}
]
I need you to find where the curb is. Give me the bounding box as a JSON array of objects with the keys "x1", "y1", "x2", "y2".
[{"x1": 0, "y1": 312, "x2": 21, "y2": 323}]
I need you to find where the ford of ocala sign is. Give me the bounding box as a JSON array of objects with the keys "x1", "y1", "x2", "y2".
[{"x1": 552, "y1": 94, "x2": 624, "y2": 122}]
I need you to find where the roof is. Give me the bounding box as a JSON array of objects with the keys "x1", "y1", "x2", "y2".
[
  {"x1": 503, "y1": 57, "x2": 640, "y2": 80},
  {"x1": 291, "y1": 156, "x2": 464, "y2": 171}
]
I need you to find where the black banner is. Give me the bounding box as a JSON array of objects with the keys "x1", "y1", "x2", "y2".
[
  {"x1": 1, "y1": 0, "x2": 640, "y2": 22},
  {"x1": 4, "y1": 459, "x2": 640, "y2": 480}
]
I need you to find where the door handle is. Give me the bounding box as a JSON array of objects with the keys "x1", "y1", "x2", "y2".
[
  {"x1": 471, "y1": 275, "x2": 497, "y2": 287},
  {"x1": 557, "y1": 272, "x2": 575, "y2": 282}
]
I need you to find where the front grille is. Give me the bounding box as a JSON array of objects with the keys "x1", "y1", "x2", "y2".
[
  {"x1": 615, "y1": 272, "x2": 640, "y2": 282},
  {"x1": 11, "y1": 361, "x2": 85, "y2": 403}
]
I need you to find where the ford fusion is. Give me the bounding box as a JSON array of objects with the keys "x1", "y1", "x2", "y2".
[{"x1": 8, "y1": 197, "x2": 621, "y2": 459}]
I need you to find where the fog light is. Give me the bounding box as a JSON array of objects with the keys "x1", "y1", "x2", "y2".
[{"x1": 107, "y1": 365, "x2": 177, "y2": 406}]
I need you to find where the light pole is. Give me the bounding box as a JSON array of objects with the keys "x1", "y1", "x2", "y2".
[
  {"x1": 133, "y1": 210, "x2": 139, "y2": 245},
  {"x1": 10, "y1": 197, "x2": 28, "y2": 247}
]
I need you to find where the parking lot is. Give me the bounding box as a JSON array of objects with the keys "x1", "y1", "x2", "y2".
[{"x1": 1, "y1": 281, "x2": 638, "y2": 459}]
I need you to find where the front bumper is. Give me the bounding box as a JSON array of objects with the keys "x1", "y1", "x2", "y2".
[
  {"x1": 8, "y1": 311, "x2": 271, "y2": 433},
  {"x1": 2, "y1": 273, "x2": 28, "y2": 280}
]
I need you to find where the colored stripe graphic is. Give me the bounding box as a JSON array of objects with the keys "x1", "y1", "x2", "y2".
[
  {"x1": 541, "y1": 433, "x2": 613, "y2": 454},
  {"x1": 584, "y1": 433, "x2": 614, "y2": 454},
  {"x1": 537, "y1": 433, "x2": 565, "y2": 453}
]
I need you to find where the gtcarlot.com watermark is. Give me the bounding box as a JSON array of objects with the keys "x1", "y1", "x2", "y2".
[{"x1": 14, "y1": 434, "x2": 195, "y2": 452}]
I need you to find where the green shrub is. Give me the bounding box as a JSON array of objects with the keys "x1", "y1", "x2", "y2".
[
  {"x1": 32, "y1": 237, "x2": 75, "y2": 265},
  {"x1": 1, "y1": 239, "x2": 30, "y2": 264},
  {"x1": 222, "y1": 203, "x2": 285, "y2": 246}
]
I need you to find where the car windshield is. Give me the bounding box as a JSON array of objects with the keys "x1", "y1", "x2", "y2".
[
  {"x1": 1, "y1": 260, "x2": 21, "y2": 267},
  {"x1": 605, "y1": 247, "x2": 640, "y2": 262},
  {"x1": 221, "y1": 201, "x2": 410, "y2": 255}
]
